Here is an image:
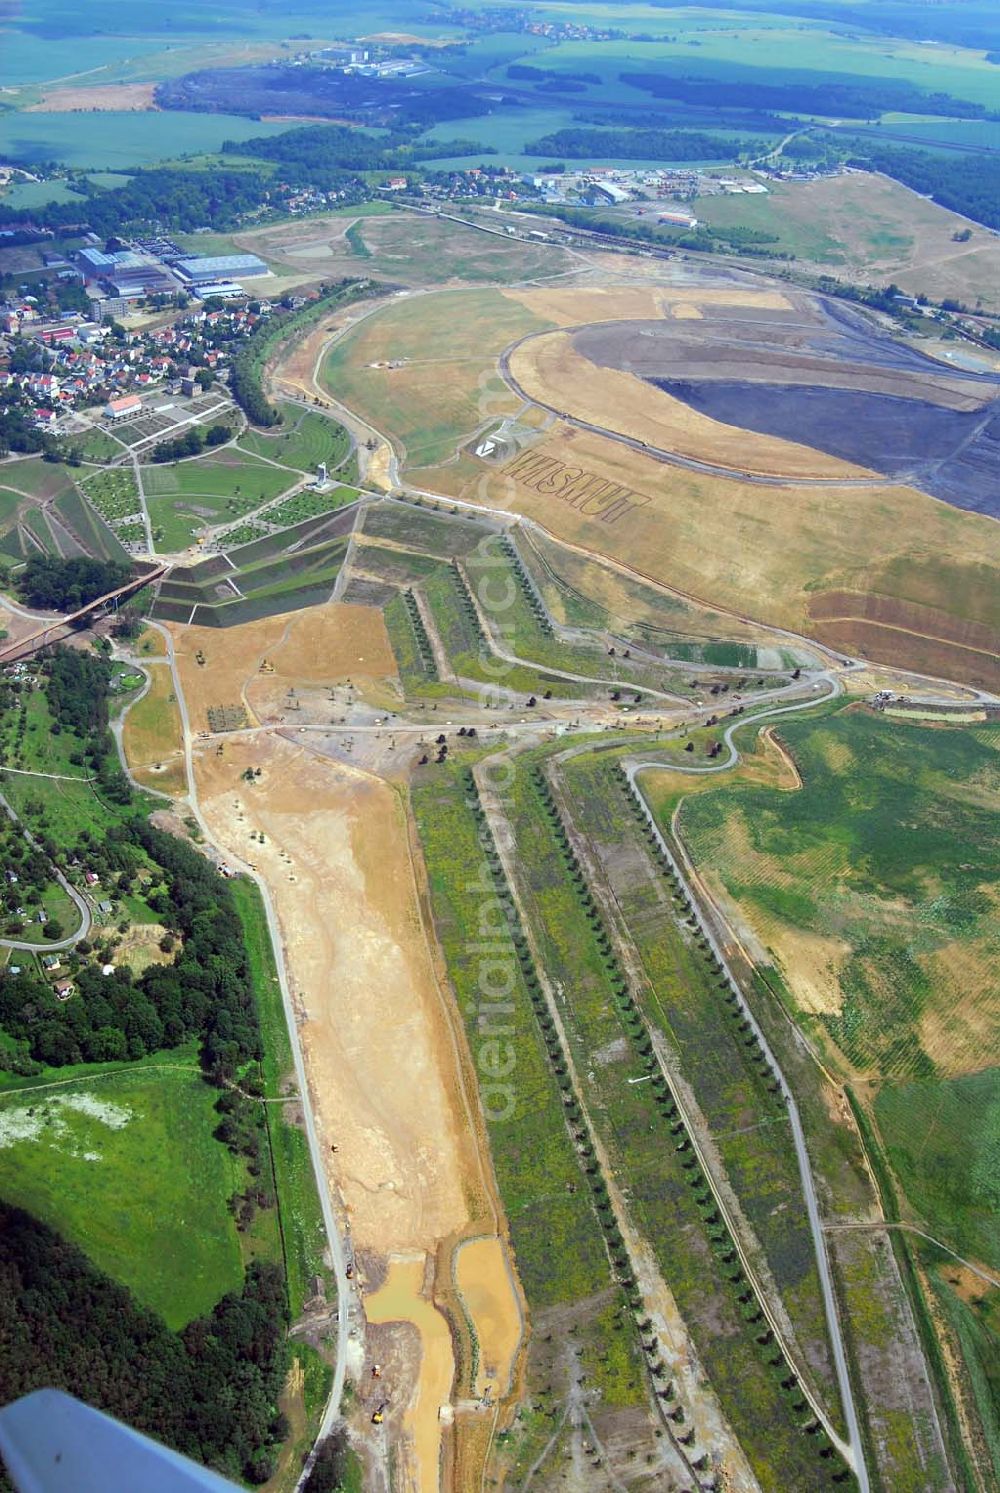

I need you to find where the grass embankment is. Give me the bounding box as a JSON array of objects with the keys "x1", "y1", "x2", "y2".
[
  {"x1": 640, "y1": 718, "x2": 977, "y2": 1489},
  {"x1": 229, "y1": 877, "x2": 329, "y2": 1318},
  {"x1": 503, "y1": 753, "x2": 846, "y2": 1489},
  {"x1": 121, "y1": 665, "x2": 186, "y2": 795},
  {"x1": 238, "y1": 402, "x2": 351, "y2": 474},
  {"x1": 144, "y1": 453, "x2": 298, "y2": 551}
]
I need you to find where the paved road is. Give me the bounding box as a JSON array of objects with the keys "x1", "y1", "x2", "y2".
[{"x1": 625, "y1": 675, "x2": 871, "y2": 1493}]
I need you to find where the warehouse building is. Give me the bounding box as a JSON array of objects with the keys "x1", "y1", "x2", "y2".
[
  {"x1": 191, "y1": 281, "x2": 247, "y2": 301},
  {"x1": 173, "y1": 254, "x2": 268, "y2": 284}
]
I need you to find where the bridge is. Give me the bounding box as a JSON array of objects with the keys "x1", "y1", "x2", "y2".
[{"x1": 0, "y1": 564, "x2": 170, "y2": 664}]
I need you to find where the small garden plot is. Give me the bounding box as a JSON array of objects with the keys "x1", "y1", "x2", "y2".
[
  {"x1": 83, "y1": 468, "x2": 142, "y2": 525},
  {"x1": 238, "y1": 402, "x2": 351, "y2": 473},
  {"x1": 77, "y1": 429, "x2": 124, "y2": 463},
  {"x1": 264, "y1": 485, "x2": 358, "y2": 528}
]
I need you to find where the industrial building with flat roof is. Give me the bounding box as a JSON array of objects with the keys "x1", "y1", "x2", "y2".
[
  {"x1": 174, "y1": 254, "x2": 268, "y2": 284},
  {"x1": 191, "y1": 281, "x2": 247, "y2": 301}
]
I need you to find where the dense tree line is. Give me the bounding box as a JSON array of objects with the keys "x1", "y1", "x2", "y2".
[
  {"x1": 150, "y1": 422, "x2": 230, "y2": 464},
  {"x1": 303, "y1": 1429, "x2": 353, "y2": 1492},
  {"x1": 845, "y1": 143, "x2": 1000, "y2": 231},
  {"x1": 231, "y1": 279, "x2": 378, "y2": 428},
  {"x1": 19, "y1": 555, "x2": 131, "y2": 611},
  {"x1": 534, "y1": 202, "x2": 783, "y2": 257},
  {"x1": 0, "y1": 168, "x2": 271, "y2": 237},
  {"x1": 664, "y1": 0, "x2": 1000, "y2": 51},
  {"x1": 622, "y1": 69, "x2": 994, "y2": 121},
  {"x1": 0, "y1": 1207, "x2": 289, "y2": 1485},
  {"x1": 38, "y1": 647, "x2": 132, "y2": 804},
  {"x1": 157, "y1": 63, "x2": 492, "y2": 129},
  {"x1": 525, "y1": 125, "x2": 758, "y2": 162},
  {"x1": 222, "y1": 123, "x2": 493, "y2": 193}
]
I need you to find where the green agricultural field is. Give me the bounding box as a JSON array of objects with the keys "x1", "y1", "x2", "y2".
[
  {"x1": 238, "y1": 403, "x2": 351, "y2": 473},
  {"x1": 0, "y1": 111, "x2": 295, "y2": 172},
  {"x1": 675, "y1": 707, "x2": 1000, "y2": 1083},
  {"x1": 0, "y1": 1064, "x2": 244, "y2": 1329}
]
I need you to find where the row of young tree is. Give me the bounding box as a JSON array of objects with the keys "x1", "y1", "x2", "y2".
[
  {"x1": 0, "y1": 1207, "x2": 290, "y2": 1485},
  {"x1": 230, "y1": 279, "x2": 377, "y2": 427},
  {"x1": 149, "y1": 421, "x2": 230, "y2": 464}
]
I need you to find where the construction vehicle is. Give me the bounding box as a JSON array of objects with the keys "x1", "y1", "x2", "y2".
[{"x1": 371, "y1": 1403, "x2": 387, "y2": 1425}]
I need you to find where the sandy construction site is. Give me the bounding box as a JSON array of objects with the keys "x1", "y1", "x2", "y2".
[{"x1": 169, "y1": 602, "x2": 516, "y2": 1493}]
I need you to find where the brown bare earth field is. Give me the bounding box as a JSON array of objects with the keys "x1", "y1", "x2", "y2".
[
  {"x1": 27, "y1": 83, "x2": 157, "y2": 111},
  {"x1": 243, "y1": 211, "x2": 570, "y2": 290},
  {"x1": 166, "y1": 602, "x2": 395, "y2": 732},
  {"x1": 453, "y1": 1237, "x2": 523, "y2": 1399},
  {"x1": 507, "y1": 329, "x2": 870, "y2": 479},
  {"x1": 193, "y1": 736, "x2": 483, "y2": 1489},
  {"x1": 808, "y1": 591, "x2": 1000, "y2": 693},
  {"x1": 461, "y1": 423, "x2": 994, "y2": 627},
  {"x1": 167, "y1": 601, "x2": 516, "y2": 1493},
  {"x1": 504, "y1": 283, "x2": 793, "y2": 325}
]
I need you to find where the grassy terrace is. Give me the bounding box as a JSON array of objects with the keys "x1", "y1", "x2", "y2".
[
  {"x1": 566, "y1": 754, "x2": 841, "y2": 1402},
  {"x1": 412, "y1": 757, "x2": 608, "y2": 1307},
  {"x1": 237, "y1": 401, "x2": 351, "y2": 474},
  {"x1": 502, "y1": 749, "x2": 851, "y2": 1490}
]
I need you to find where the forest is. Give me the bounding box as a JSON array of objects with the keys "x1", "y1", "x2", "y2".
[
  {"x1": 622, "y1": 69, "x2": 994, "y2": 120},
  {"x1": 157, "y1": 63, "x2": 492, "y2": 128},
  {"x1": 525, "y1": 125, "x2": 762, "y2": 162},
  {"x1": 19, "y1": 554, "x2": 131, "y2": 611},
  {"x1": 223, "y1": 122, "x2": 493, "y2": 192},
  {"x1": 0, "y1": 1208, "x2": 289, "y2": 1486},
  {"x1": 39, "y1": 646, "x2": 132, "y2": 804},
  {"x1": 149, "y1": 421, "x2": 230, "y2": 464},
  {"x1": 0, "y1": 168, "x2": 273, "y2": 237},
  {"x1": 0, "y1": 813, "x2": 263, "y2": 1079}
]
